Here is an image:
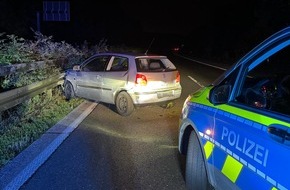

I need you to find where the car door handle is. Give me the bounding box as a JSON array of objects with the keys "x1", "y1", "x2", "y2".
[{"x1": 267, "y1": 125, "x2": 290, "y2": 144}]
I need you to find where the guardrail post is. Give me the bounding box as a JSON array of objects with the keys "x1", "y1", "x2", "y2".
[{"x1": 47, "y1": 89, "x2": 52, "y2": 99}]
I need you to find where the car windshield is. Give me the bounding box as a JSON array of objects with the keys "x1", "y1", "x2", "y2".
[{"x1": 136, "y1": 58, "x2": 176, "y2": 72}]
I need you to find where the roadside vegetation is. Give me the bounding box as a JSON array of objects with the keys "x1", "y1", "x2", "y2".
[{"x1": 0, "y1": 29, "x2": 113, "y2": 168}]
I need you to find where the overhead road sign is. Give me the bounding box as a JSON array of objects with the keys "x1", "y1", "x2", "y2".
[{"x1": 43, "y1": 1, "x2": 70, "y2": 21}]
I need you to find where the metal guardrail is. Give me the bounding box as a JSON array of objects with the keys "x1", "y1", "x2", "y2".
[
  {"x1": 0, "y1": 61, "x2": 54, "y2": 77},
  {"x1": 0, "y1": 73, "x2": 64, "y2": 112}
]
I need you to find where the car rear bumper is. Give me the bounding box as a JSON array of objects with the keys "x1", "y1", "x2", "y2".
[{"x1": 130, "y1": 88, "x2": 182, "y2": 104}]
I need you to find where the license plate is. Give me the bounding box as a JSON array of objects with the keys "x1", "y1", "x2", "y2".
[{"x1": 157, "y1": 91, "x2": 173, "y2": 98}]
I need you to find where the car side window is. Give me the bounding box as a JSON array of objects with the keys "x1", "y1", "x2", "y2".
[
  {"x1": 236, "y1": 46, "x2": 290, "y2": 116},
  {"x1": 136, "y1": 59, "x2": 149, "y2": 71},
  {"x1": 210, "y1": 67, "x2": 240, "y2": 104},
  {"x1": 109, "y1": 57, "x2": 128, "y2": 71},
  {"x1": 219, "y1": 66, "x2": 240, "y2": 87},
  {"x1": 83, "y1": 56, "x2": 110, "y2": 72}
]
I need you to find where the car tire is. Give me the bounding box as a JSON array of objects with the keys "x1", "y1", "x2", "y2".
[
  {"x1": 64, "y1": 81, "x2": 75, "y2": 100},
  {"x1": 186, "y1": 130, "x2": 209, "y2": 190},
  {"x1": 115, "y1": 91, "x2": 134, "y2": 116}
]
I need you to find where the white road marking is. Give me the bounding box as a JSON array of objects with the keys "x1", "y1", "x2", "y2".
[
  {"x1": 178, "y1": 54, "x2": 227, "y2": 71},
  {"x1": 188, "y1": 76, "x2": 204, "y2": 88}
]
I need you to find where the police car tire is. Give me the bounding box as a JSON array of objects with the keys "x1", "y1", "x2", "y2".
[
  {"x1": 64, "y1": 81, "x2": 75, "y2": 100},
  {"x1": 186, "y1": 130, "x2": 209, "y2": 190},
  {"x1": 116, "y1": 91, "x2": 134, "y2": 116}
]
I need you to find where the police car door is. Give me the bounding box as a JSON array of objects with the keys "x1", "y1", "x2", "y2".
[{"x1": 211, "y1": 38, "x2": 290, "y2": 189}]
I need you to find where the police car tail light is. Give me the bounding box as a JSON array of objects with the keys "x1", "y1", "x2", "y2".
[
  {"x1": 135, "y1": 74, "x2": 147, "y2": 86},
  {"x1": 176, "y1": 71, "x2": 180, "y2": 83}
]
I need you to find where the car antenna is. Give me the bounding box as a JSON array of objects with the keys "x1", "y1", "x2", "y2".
[{"x1": 145, "y1": 37, "x2": 155, "y2": 55}]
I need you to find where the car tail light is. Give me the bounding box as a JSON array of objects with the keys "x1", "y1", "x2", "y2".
[
  {"x1": 135, "y1": 74, "x2": 147, "y2": 86},
  {"x1": 176, "y1": 71, "x2": 180, "y2": 83}
]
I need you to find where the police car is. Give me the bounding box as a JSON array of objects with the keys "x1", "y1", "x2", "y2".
[{"x1": 178, "y1": 27, "x2": 290, "y2": 190}]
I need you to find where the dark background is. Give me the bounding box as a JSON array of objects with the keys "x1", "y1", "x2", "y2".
[{"x1": 1, "y1": 0, "x2": 290, "y2": 62}]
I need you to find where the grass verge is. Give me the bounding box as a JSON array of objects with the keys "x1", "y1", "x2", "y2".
[{"x1": 0, "y1": 88, "x2": 84, "y2": 168}]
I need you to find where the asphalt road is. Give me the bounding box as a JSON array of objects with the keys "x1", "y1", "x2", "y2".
[{"x1": 18, "y1": 54, "x2": 225, "y2": 190}]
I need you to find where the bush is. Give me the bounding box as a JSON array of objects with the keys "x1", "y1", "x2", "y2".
[
  {"x1": 0, "y1": 33, "x2": 32, "y2": 65},
  {"x1": 0, "y1": 29, "x2": 85, "y2": 66}
]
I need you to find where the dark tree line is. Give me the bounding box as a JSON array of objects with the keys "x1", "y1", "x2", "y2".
[
  {"x1": 181, "y1": 0, "x2": 290, "y2": 62},
  {"x1": 0, "y1": 0, "x2": 290, "y2": 62}
]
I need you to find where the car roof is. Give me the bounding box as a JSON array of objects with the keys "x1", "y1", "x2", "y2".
[{"x1": 92, "y1": 52, "x2": 167, "y2": 59}]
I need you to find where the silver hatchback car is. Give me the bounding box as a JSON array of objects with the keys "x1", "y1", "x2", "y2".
[{"x1": 63, "y1": 52, "x2": 182, "y2": 116}]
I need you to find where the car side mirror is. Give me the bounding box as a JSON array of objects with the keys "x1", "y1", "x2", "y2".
[
  {"x1": 209, "y1": 84, "x2": 231, "y2": 105},
  {"x1": 73, "y1": 65, "x2": 81, "y2": 71}
]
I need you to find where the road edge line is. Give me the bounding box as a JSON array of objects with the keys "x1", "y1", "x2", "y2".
[{"x1": 1, "y1": 101, "x2": 97, "y2": 190}]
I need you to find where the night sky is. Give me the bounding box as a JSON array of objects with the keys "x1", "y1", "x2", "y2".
[{"x1": 1, "y1": 0, "x2": 290, "y2": 60}]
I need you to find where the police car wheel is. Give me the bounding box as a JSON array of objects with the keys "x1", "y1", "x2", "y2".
[{"x1": 185, "y1": 130, "x2": 209, "y2": 190}]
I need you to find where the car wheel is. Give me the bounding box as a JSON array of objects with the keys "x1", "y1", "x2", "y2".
[
  {"x1": 115, "y1": 91, "x2": 134, "y2": 116},
  {"x1": 64, "y1": 81, "x2": 75, "y2": 100},
  {"x1": 186, "y1": 130, "x2": 209, "y2": 190}
]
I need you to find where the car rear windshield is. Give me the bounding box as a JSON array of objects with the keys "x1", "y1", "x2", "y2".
[{"x1": 135, "y1": 58, "x2": 176, "y2": 72}]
